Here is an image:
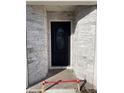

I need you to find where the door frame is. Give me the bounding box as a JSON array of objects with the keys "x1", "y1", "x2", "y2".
[{"x1": 49, "y1": 20, "x2": 72, "y2": 69}]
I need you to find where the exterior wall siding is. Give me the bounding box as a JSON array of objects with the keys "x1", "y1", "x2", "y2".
[
  {"x1": 26, "y1": 5, "x2": 48, "y2": 86},
  {"x1": 72, "y1": 5, "x2": 97, "y2": 89}
]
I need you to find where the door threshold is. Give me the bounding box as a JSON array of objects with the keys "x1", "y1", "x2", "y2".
[{"x1": 50, "y1": 66, "x2": 72, "y2": 69}]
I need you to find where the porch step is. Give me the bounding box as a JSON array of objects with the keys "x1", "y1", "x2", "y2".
[
  {"x1": 26, "y1": 89, "x2": 79, "y2": 93},
  {"x1": 45, "y1": 89, "x2": 79, "y2": 93}
]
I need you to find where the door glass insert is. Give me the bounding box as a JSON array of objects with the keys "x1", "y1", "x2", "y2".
[{"x1": 56, "y1": 28, "x2": 65, "y2": 50}]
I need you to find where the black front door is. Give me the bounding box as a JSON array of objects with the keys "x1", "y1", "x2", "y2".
[{"x1": 51, "y1": 22, "x2": 70, "y2": 66}]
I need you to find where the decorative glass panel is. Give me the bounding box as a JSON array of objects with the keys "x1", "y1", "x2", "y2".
[{"x1": 56, "y1": 28, "x2": 65, "y2": 50}]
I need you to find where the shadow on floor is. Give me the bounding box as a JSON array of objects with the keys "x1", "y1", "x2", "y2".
[
  {"x1": 44, "y1": 69, "x2": 65, "y2": 80},
  {"x1": 27, "y1": 69, "x2": 65, "y2": 89}
]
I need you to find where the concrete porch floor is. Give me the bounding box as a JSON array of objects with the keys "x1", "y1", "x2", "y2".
[
  {"x1": 26, "y1": 69, "x2": 97, "y2": 93},
  {"x1": 27, "y1": 69, "x2": 78, "y2": 91}
]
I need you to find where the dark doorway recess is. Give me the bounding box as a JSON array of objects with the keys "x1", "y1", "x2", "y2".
[{"x1": 51, "y1": 21, "x2": 71, "y2": 67}]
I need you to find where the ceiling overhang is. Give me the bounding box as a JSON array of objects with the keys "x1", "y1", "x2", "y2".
[{"x1": 26, "y1": 0, "x2": 97, "y2": 5}]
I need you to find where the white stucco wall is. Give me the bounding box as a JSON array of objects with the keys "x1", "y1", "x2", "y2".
[
  {"x1": 72, "y1": 5, "x2": 97, "y2": 89},
  {"x1": 26, "y1": 5, "x2": 48, "y2": 86}
]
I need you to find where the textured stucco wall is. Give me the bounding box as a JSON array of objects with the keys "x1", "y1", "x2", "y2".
[
  {"x1": 26, "y1": 5, "x2": 48, "y2": 86},
  {"x1": 72, "y1": 5, "x2": 97, "y2": 89}
]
